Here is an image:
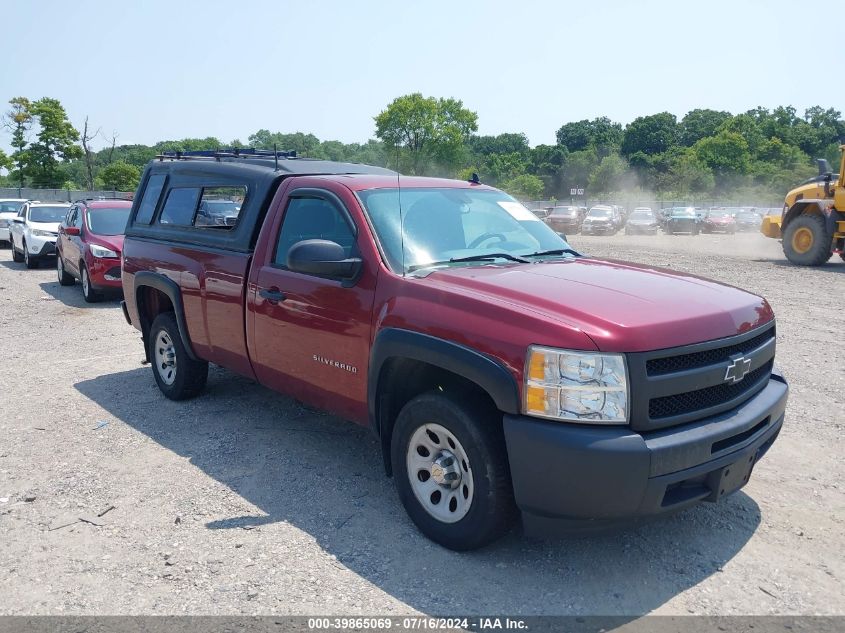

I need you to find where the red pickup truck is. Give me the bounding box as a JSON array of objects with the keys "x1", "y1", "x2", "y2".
[{"x1": 121, "y1": 149, "x2": 788, "y2": 550}]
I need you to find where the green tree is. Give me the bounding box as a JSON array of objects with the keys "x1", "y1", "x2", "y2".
[
  {"x1": 0, "y1": 148, "x2": 11, "y2": 171},
  {"x1": 501, "y1": 173, "x2": 544, "y2": 199},
  {"x1": 558, "y1": 147, "x2": 598, "y2": 194},
  {"x1": 659, "y1": 151, "x2": 715, "y2": 194},
  {"x1": 587, "y1": 154, "x2": 630, "y2": 194},
  {"x1": 4, "y1": 97, "x2": 33, "y2": 189},
  {"x1": 247, "y1": 130, "x2": 321, "y2": 155},
  {"x1": 27, "y1": 98, "x2": 83, "y2": 188},
  {"x1": 374, "y1": 93, "x2": 478, "y2": 174},
  {"x1": 468, "y1": 133, "x2": 530, "y2": 157},
  {"x1": 99, "y1": 161, "x2": 140, "y2": 191},
  {"x1": 679, "y1": 109, "x2": 731, "y2": 146},
  {"x1": 621, "y1": 112, "x2": 679, "y2": 157},
  {"x1": 529, "y1": 144, "x2": 568, "y2": 196},
  {"x1": 718, "y1": 114, "x2": 765, "y2": 155},
  {"x1": 153, "y1": 137, "x2": 225, "y2": 154},
  {"x1": 555, "y1": 117, "x2": 622, "y2": 157},
  {"x1": 692, "y1": 131, "x2": 751, "y2": 189}
]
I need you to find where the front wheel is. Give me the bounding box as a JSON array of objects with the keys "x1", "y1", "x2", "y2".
[
  {"x1": 11, "y1": 239, "x2": 23, "y2": 262},
  {"x1": 57, "y1": 256, "x2": 74, "y2": 286},
  {"x1": 391, "y1": 391, "x2": 516, "y2": 550},
  {"x1": 148, "y1": 312, "x2": 208, "y2": 400},
  {"x1": 782, "y1": 214, "x2": 832, "y2": 266},
  {"x1": 80, "y1": 265, "x2": 100, "y2": 302},
  {"x1": 23, "y1": 242, "x2": 38, "y2": 269}
]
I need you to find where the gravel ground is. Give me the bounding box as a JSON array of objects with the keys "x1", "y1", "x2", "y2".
[{"x1": 0, "y1": 232, "x2": 842, "y2": 616}]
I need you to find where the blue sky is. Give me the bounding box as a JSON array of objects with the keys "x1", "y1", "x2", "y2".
[{"x1": 2, "y1": 0, "x2": 839, "y2": 153}]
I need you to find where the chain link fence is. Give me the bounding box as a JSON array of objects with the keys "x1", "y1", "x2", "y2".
[{"x1": 0, "y1": 187, "x2": 133, "y2": 203}]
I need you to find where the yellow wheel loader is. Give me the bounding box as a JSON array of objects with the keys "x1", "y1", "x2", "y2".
[{"x1": 760, "y1": 145, "x2": 845, "y2": 265}]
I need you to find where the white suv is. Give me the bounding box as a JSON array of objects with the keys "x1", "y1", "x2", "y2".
[
  {"x1": 0, "y1": 199, "x2": 26, "y2": 246},
  {"x1": 9, "y1": 201, "x2": 70, "y2": 269}
]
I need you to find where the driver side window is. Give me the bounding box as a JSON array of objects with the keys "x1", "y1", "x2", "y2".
[{"x1": 273, "y1": 195, "x2": 356, "y2": 268}]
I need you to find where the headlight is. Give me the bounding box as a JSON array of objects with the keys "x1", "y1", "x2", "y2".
[
  {"x1": 524, "y1": 346, "x2": 628, "y2": 424},
  {"x1": 31, "y1": 229, "x2": 55, "y2": 237},
  {"x1": 90, "y1": 244, "x2": 118, "y2": 258}
]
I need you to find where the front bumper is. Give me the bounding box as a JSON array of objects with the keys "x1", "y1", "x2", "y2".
[
  {"x1": 87, "y1": 256, "x2": 123, "y2": 290},
  {"x1": 582, "y1": 223, "x2": 614, "y2": 234},
  {"x1": 704, "y1": 224, "x2": 735, "y2": 233},
  {"x1": 626, "y1": 225, "x2": 658, "y2": 234},
  {"x1": 548, "y1": 220, "x2": 580, "y2": 232},
  {"x1": 666, "y1": 222, "x2": 698, "y2": 233},
  {"x1": 29, "y1": 238, "x2": 56, "y2": 257},
  {"x1": 503, "y1": 373, "x2": 787, "y2": 535}
]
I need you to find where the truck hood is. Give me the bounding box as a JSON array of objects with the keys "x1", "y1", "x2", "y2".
[{"x1": 424, "y1": 258, "x2": 773, "y2": 352}]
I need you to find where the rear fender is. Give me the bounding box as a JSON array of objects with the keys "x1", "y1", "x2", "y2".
[{"x1": 133, "y1": 271, "x2": 199, "y2": 361}]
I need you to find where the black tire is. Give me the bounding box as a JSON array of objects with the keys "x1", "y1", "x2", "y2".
[
  {"x1": 23, "y1": 242, "x2": 38, "y2": 269},
  {"x1": 391, "y1": 391, "x2": 517, "y2": 551},
  {"x1": 782, "y1": 214, "x2": 832, "y2": 266},
  {"x1": 11, "y1": 239, "x2": 23, "y2": 262},
  {"x1": 148, "y1": 312, "x2": 208, "y2": 400},
  {"x1": 840, "y1": 252, "x2": 845, "y2": 263},
  {"x1": 80, "y1": 265, "x2": 100, "y2": 302},
  {"x1": 57, "y1": 255, "x2": 74, "y2": 286}
]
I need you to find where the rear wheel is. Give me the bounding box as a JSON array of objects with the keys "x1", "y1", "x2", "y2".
[
  {"x1": 782, "y1": 214, "x2": 832, "y2": 266},
  {"x1": 391, "y1": 391, "x2": 516, "y2": 550},
  {"x1": 148, "y1": 312, "x2": 208, "y2": 400},
  {"x1": 57, "y1": 256, "x2": 74, "y2": 286}
]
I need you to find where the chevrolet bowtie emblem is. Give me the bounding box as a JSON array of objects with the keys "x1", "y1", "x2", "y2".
[{"x1": 724, "y1": 356, "x2": 753, "y2": 383}]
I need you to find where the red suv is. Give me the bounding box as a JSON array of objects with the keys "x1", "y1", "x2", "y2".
[{"x1": 56, "y1": 199, "x2": 132, "y2": 302}]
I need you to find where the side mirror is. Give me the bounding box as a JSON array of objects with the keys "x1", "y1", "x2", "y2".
[
  {"x1": 11, "y1": 217, "x2": 23, "y2": 224},
  {"x1": 287, "y1": 239, "x2": 362, "y2": 280},
  {"x1": 65, "y1": 226, "x2": 80, "y2": 236}
]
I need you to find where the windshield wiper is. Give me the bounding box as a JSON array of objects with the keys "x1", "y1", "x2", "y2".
[
  {"x1": 523, "y1": 248, "x2": 580, "y2": 258},
  {"x1": 449, "y1": 253, "x2": 530, "y2": 264},
  {"x1": 407, "y1": 252, "x2": 530, "y2": 273}
]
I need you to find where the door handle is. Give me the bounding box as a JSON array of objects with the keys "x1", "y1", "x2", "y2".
[{"x1": 258, "y1": 287, "x2": 286, "y2": 304}]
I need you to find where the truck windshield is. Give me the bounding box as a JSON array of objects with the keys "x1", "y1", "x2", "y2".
[
  {"x1": 87, "y1": 208, "x2": 131, "y2": 235},
  {"x1": 358, "y1": 188, "x2": 573, "y2": 274}
]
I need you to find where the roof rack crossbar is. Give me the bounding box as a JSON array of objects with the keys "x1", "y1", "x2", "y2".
[{"x1": 155, "y1": 147, "x2": 298, "y2": 161}]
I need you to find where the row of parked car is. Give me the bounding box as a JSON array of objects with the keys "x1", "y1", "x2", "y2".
[
  {"x1": 535, "y1": 204, "x2": 771, "y2": 236},
  {"x1": 0, "y1": 193, "x2": 244, "y2": 302},
  {"x1": 0, "y1": 197, "x2": 131, "y2": 301}
]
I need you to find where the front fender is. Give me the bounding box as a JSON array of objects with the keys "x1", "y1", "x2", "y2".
[{"x1": 368, "y1": 328, "x2": 521, "y2": 430}]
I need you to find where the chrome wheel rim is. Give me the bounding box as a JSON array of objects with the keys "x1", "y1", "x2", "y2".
[
  {"x1": 82, "y1": 269, "x2": 89, "y2": 295},
  {"x1": 57, "y1": 257, "x2": 63, "y2": 281},
  {"x1": 155, "y1": 330, "x2": 177, "y2": 386},
  {"x1": 406, "y1": 422, "x2": 474, "y2": 523}
]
